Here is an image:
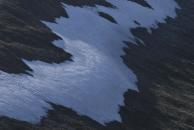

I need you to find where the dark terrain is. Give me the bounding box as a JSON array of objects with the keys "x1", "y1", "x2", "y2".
[
  {"x1": 0, "y1": 0, "x2": 194, "y2": 130},
  {"x1": 0, "y1": 0, "x2": 71, "y2": 74}
]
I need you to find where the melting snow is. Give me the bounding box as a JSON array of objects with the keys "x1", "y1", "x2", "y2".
[{"x1": 0, "y1": 0, "x2": 179, "y2": 124}]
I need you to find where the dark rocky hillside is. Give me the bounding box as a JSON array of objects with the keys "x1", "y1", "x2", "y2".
[
  {"x1": 0, "y1": 0, "x2": 71, "y2": 74},
  {"x1": 122, "y1": 0, "x2": 194, "y2": 129},
  {"x1": 0, "y1": 0, "x2": 194, "y2": 130}
]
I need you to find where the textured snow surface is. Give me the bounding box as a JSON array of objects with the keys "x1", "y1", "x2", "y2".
[{"x1": 0, "y1": 0, "x2": 179, "y2": 124}]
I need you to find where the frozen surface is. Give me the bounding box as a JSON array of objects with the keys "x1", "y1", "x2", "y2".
[{"x1": 0, "y1": 0, "x2": 179, "y2": 124}]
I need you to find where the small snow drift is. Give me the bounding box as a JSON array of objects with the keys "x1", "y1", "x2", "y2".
[{"x1": 0, "y1": 0, "x2": 179, "y2": 125}]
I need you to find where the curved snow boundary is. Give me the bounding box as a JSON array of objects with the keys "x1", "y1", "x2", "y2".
[{"x1": 0, "y1": 0, "x2": 179, "y2": 125}]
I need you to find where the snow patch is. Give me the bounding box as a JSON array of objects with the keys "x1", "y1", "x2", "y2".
[{"x1": 0, "y1": 0, "x2": 179, "y2": 124}]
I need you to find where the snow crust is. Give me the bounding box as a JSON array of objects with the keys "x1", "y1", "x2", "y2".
[{"x1": 0, "y1": 0, "x2": 179, "y2": 124}]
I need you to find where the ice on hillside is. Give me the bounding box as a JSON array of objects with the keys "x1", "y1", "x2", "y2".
[{"x1": 0, "y1": 0, "x2": 179, "y2": 124}]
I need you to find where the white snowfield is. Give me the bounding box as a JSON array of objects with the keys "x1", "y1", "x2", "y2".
[{"x1": 0, "y1": 0, "x2": 179, "y2": 124}]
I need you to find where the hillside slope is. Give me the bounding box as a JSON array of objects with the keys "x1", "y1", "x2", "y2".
[{"x1": 0, "y1": 0, "x2": 194, "y2": 130}]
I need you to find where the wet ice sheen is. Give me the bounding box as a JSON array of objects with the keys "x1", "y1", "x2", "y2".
[{"x1": 0, "y1": 0, "x2": 179, "y2": 124}]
